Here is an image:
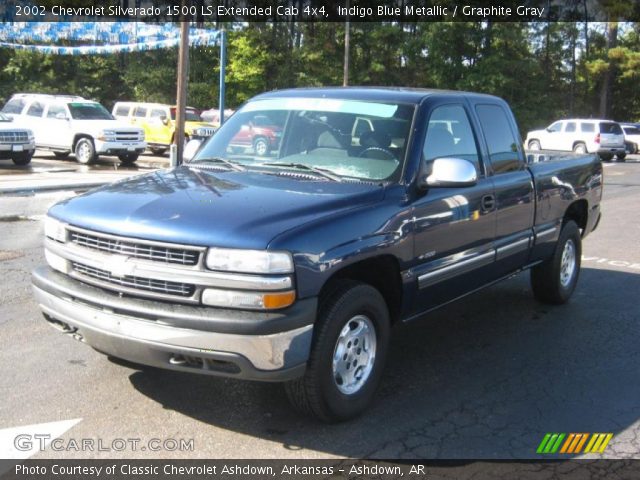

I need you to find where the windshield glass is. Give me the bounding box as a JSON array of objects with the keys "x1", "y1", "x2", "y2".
[
  {"x1": 171, "y1": 109, "x2": 202, "y2": 122},
  {"x1": 68, "y1": 102, "x2": 114, "y2": 120},
  {"x1": 190, "y1": 97, "x2": 415, "y2": 182}
]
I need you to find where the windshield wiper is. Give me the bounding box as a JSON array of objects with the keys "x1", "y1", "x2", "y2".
[
  {"x1": 260, "y1": 162, "x2": 343, "y2": 182},
  {"x1": 190, "y1": 157, "x2": 246, "y2": 171}
]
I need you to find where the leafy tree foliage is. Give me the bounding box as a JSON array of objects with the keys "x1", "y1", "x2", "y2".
[{"x1": 1, "y1": 21, "x2": 639, "y2": 134}]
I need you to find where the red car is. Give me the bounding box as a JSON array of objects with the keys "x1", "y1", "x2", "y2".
[{"x1": 230, "y1": 115, "x2": 282, "y2": 156}]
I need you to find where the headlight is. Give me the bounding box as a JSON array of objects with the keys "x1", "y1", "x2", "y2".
[
  {"x1": 97, "y1": 130, "x2": 116, "y2": 141},
  {"x1": 44, "y1": 216, "x2": 66, "y2": 243},
  {"x1": 26, "y1": 129, "x2": 35, "y2": 141},
  {"x1": 202, "y1": 288, "x2": 295, "y2": 310},
  {"x1": 205, "y1": 248, "x2": 293, "y2": 274}
]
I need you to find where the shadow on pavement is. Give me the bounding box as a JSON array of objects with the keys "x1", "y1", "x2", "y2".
[{"x1": 127, "y1": 267, "x2": 640, "y2": 459}]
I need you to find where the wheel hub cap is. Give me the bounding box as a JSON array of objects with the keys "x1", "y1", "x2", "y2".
[
  {"x1": 560, "y1": 239, "x2": 576, "y2": 287},
  {"x1": 332, "y1": 315, "x2": 377, "y2": 395}
]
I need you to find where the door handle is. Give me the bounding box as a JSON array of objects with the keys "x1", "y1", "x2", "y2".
[{"x1": 481, "y1": 194, "x2": 495, "y2": 212}]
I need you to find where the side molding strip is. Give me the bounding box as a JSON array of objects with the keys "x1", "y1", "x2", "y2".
[{"x1": 418, "y1": 250, "x2": 495, "y2": 289}]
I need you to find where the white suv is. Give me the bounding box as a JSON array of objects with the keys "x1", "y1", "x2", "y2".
[
  {"x1": 2, "y1": 94, "x2": 146, "y2": 164},
  {"x1": 525, "y1": 118, "x2": 625, "y2": 161}
]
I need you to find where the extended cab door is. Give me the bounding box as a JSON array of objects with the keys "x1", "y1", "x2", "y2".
[
  {"x1": 410, "y1": 101, "x2": 497, "y2": 313},
  {"x1": 41, "y1": 103, "x2": 71, "y2": 149},
  {"x1": 472, "y1": 102, "x2": 535, "y2": 276},
  {"x1": 543, "y1": 121, "x2": 564, "y2": 150}
]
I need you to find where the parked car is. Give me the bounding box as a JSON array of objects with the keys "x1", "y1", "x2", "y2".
[
  {"x1": 525, "y1": 118, "x2": 625, "y2": 161},
  {"x1": 228, "y1": 113, "x2": 283, "y2": 156},
  {"x1": 112, "y1": 102, "x2": 215, "y2": 156},
  {"x1": 620, "y1": 123, "x2": 640, "y2": 154},
  {"x1": 0, "y1": 112, "x2": 35, "y2": 165},
  {"x1": 2, "y1": 94, "x2": 145, "y2": 164},
  {"x1": 34, "y1": 88, "x2": 602, "y2": 422}
]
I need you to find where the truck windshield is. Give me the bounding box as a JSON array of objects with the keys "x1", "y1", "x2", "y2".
[
  {"x1": 68, "y1": 103, "x2": 114, "y2": 120},
  {"x1": 190, "y1": 97, "x2": 415, "y2": 182},
  {"x1": 170, "y1": 109, "x2": 201, "y2": 122}
]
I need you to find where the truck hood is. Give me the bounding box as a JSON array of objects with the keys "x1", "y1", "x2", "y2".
[
  {"x1": 70, "y1": 119, "x2": 142, "y2": 134},
  {"x1": 48, "y1": 166, "x2": 385, "y2": 249}
]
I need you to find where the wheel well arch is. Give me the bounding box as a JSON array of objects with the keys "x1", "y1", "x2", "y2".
[
  {"x1": 527, "y1": 138, "x2": 540, "y2": 147},
  {"x1": 572, "y1": 140, "x2": 586, "y2": 150},
  {"x1": 319, "y1": 255, "x2": 403, "y2": 324},
  {"x1": 72, "y1": 134, "x2": 93, "y2": 150},
  {"x1": 564, "y1": 199, "x2": 588, "y2": 233}
]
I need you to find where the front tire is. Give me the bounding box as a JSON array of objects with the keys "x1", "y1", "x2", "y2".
[
  {"x1": 531, "y1": 220, "x2": 581, "y2": 305},
  {"x1": 12, "y1": 152, "x2": 32, "y2": 166},
  {"x1": 284, "y1": 281, "x2": 390, "y2": 422},
  {"x1": 74, "y1": 138, "x2": 97, "y2": 164}
]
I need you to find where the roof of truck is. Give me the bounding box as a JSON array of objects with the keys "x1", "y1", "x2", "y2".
[{"x1": 255, "y1": 87, "x2": 501, "y2": 104}]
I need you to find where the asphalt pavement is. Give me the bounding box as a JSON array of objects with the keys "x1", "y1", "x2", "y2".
[{"x1": 0, "y1": 155, "x2": 638, "y2": 460}]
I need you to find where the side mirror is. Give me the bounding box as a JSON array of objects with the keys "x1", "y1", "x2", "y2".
[
  {"x1": 160, "y1": 115, "x2": 169, "y2": 125},
  {"x1": 182, "y1": 138, "x2": 203, "y2": 162},
  {"x1": 418, "y1": 157, "x2": 477, "y2": 189}
]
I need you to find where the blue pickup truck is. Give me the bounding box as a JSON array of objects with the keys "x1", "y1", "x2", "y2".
[{"x1": 33, "y1": 88, "x2": 602, "y2": 422}]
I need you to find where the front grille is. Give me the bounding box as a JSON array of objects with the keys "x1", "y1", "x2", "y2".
[
  {"x1": 195, "y1": 127, "x2": 215, "y2": 137},
  {"x1": 69, "y1": 230, "x2": 200, "y2": 266},
  {"x1": 0, "y1": 131, "x2": 28, "y2": 143},
  {"x1": 72, "y1": 262, "x2": 195, "y2": 297},
  {"x1": 114, "y1": 131, "x2": 143, "y2": 141}
]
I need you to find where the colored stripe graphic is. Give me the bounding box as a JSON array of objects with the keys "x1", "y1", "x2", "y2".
[{"x1": 539, "y1": 433, "x2": 613, "y2": 454}]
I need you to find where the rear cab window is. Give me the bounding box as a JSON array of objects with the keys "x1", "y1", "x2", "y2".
[
  {"x1": 475, "y1": 104, "x2": 523, "y2": 174},
  {"x1": 565, "y1": 122, "x2": 576, "y2": 133},
  {"x1": 26, "y1": 101, "x2": 45, "y2": 117},
  {"x1": 580, "y1": 123, "x2": 595, "y2": 133}
]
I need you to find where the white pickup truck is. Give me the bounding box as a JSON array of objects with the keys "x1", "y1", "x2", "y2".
[
  {"x1": 2, "y1": 94, "x2": 145, "y2": 165},
  {"x1": 0, "y1": 112, "x2": 35, "y2": 165}
]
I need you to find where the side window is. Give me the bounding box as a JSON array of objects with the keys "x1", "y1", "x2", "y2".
[
  {"x1": 46, "y1": 104, "x2": 66, "y2": 119},
  {"x1": 114, "y1": 105, "x2": 130, "y2": 117},
  {"x1": 150, "y1": 108, "x2": 166, "y2": 118},
  {"x1": 476, "y1": 104, "x2": 522, "y2": 174},
  {"x1": 2, "y1": 98, "x2": 26, "y2": 114},
  {"x1": 423, "y1": 105, "x2": 480, "y2": 171},
  {"x1": 548, "y1": 121, "x2": 562, "y2": 133},
  {"x1": 133, "y1": 106, "x2": 147, "y2": 118},
  {"x1": 580, "y1": 123, "x2": 595, "y2": 133},
  {"x1": 565, "y1": 122, "x2": 576, "y2": 133},
  {"x1": 26, "y1": 101, "x2": 45, "y2": 117}
]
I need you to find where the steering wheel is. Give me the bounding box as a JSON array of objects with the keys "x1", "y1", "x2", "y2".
[{"x1": 358, "y1": 147, "x2": 396, "y2": 160}]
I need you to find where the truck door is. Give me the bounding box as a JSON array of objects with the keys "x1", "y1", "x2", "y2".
[
  {"x1": 411, "y1": 102, "x2": 497, "y2": 313},
  {"x1": 474, "y1": 103, "x2": 535, "y2": 276},
  {"x1": 41, "y1": 103, "x2": 70, "y2": 149}
]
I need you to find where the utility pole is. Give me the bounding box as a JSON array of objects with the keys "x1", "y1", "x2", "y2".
[
  {"x1": 218, "y1": 28, "x2": 226, "y2": 125},
  {"x1": 174, "y1": 0, "x2": 190, "y2": 164},
  {"x1": 343, "y1": 0, "x2": 350, "y2": 86}
]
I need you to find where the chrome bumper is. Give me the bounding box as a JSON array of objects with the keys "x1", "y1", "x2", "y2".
[{"x1": 32, "y1": 266, "x2": 315, "y2": 381}]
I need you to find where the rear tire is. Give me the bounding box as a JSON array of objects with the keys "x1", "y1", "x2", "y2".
[
  {"x1": 600, "y1": 154, "x2": 613, "y2": 162},
  {"x1": 616, "y1": 153, "x2": 627, "y2": 162},
  {"x1": 11, "y1": 152, "x2": 32, "y2": 166},
  {"x1": 284, "y1": 281, "x2": 390, "y2": 422},
  {"x1": 573, "y1": 142, "x2": 587, "y2": 154},
  {"x1": 531, "y1": 220, "x2": 581, "y2": 305},
  {"x1": 528, "y1": 140, "x2": 541, "y2": 150},
  {"x1": 74, "y1": 138, "x2": 97, "y2": 164},
  {"x1": 118, "y1": 153, "x2": 139, "y2": 165}
]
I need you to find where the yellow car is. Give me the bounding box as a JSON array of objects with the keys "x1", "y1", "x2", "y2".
[{"x1": 112, "y1": 102, "x2": 215, "y2": 155}]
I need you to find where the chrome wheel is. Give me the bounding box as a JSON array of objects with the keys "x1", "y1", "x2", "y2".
[
  {"x1": 560, "y1": 239, "x2": 576, "y2": 287},
  {"x1": 332, "y1": 315, "x2": 377, "y2": 395},
  {"x1": 254, "y1": 138, "x2": 268, "y2": 156},
  {"x1": 76, "y1": 140, "x2": 93, "y2": 164}
]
